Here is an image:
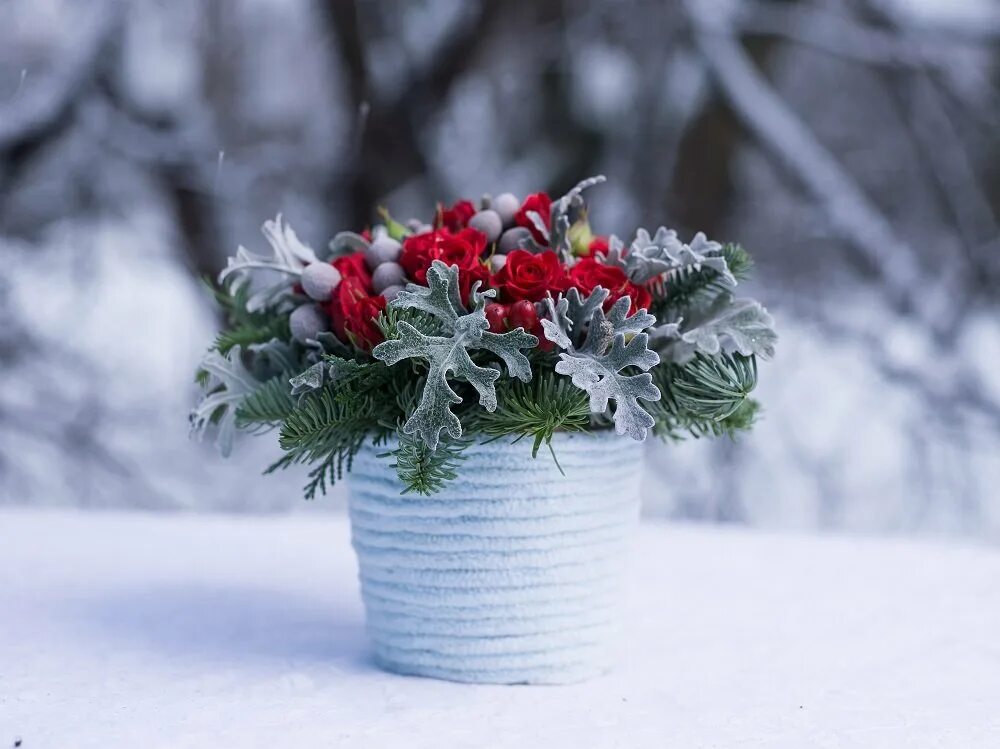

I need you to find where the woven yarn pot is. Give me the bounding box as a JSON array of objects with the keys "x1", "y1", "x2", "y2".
[{"x1": 346, "y1": 430, "x2": 643, "y2": 685}]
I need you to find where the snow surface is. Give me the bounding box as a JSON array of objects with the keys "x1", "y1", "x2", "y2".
[{"x1": 3, "y1": 510, "x2": 999, "y2": 748}]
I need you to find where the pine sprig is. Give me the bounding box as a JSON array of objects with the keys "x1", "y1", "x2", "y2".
[
  {"x1": 383, "y1": 432, "x2": 468, "y2": 496},
  {"x1": 466, "y1": 373, "x2": 590, "y2": 459},
  {"x1": 648, "y1": 353, "x2": 760, "y2": 440},
  {"x1": 235, "y1": 375, "x2": 295, "y2": 432},
  {"x1": 267, "y1": 385, "x2": 386, "y2": 499}
]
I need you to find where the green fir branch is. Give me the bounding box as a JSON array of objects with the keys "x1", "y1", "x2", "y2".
[
  {"x1": 648, "y1": 353, "x2": 760, "y2": 440},
  {"x1": 466, "y1": 373, "x2": 591, "y2": 459},
  {"x1": 235, "y1": 375, "x2": 296, "y2": 432},
  {"x1": 383, "y1": 432, "x2": 469, "y2": 496}
]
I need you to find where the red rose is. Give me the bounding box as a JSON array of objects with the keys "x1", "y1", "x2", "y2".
[
  {"x1": 437, "y1": 228, "x2": 487, "y2": 270},
  {"x1": 514, "y1": 192, "x2": 552, "y2": 244},
  {"x1": 333, "y1": 252, "x2": 372, "y2": 291},
  {"x1": 438, "y1": 200, "x2": 476, "y2": 232},
  {"x1": 493, "y1": 249, "x2": 568, "y2": 303},
  {"x1": 326, "y1": 277, "x2": 385, "y2": 351},
  {"x1": 568, "y1": 257, "x2": 651, "y2": 314},
  {"x1": 586, "y1": 236, "x2": 610, "y2": 257},
  {"x1": 400, "y1": 228, "x2": 489, "y2": 304}
]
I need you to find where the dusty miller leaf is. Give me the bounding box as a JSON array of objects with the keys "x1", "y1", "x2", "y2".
[
  {"x1": 652, "y1": 293, "x2": 777, "y2": 363},
  {"x1": 605, "y1": 228, "x2": 735, "y2": 285},
  {"x1": 218, "y1": 215, "x2": 317, "y2": 312},
  {"x1": 372, "y1": 260, "x2": 537, "y2": 449},
  {"x1": 190, "y1": 345, "x2": 262, "y2": 456},
  {"x1": 542, "y1": 291, "x2": 660, "y2": 440},
  {"x1": 549, "y1": 175, "x2": 606, "y2": 257}
]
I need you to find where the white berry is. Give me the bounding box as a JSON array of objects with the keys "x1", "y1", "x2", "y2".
[
  {"x1": 289, "y1": 304, "x2": 328, "y2": 343},
  {"x1": 468, "y1": 210, "x2": 503, "y2": 242},
  {"x1": 381, "y1": 284, "x2": 405, "y2": 301},
  {"x1": 371, "y1": 262, "x2": 407, "y2": 293},
  {"x1": 493, "y1": 192, "x2": 520, "y2": 227},
  {"x1": 300, "y1": 262, "x2": 341, "y2": 301},
  {"x1": 489, "y1": 254, "x2": 507, "y2": 273},
  {"x1": 499, "y1": 226, "x2": 532, "y2": 253},
  {"x1": 363, "y1": 236, "x2": 402, "y2": 270}
]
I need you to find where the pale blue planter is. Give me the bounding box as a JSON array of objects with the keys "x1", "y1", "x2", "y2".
[{"x1": 347, "y1": 431, "x2": 643, "y2": 684}]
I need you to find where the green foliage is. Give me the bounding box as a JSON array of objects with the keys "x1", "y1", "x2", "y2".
[
  {"x1": 372, "y1": 261, "x2": 537, "y2": 449},
  {"x1": 467, "y1": 373, "x2": 591, "y2": 460},
  {"x1": 382, "y1": 432, "x2": 468, "y2": 496},
  {"x1": 268, "y1": 381, "x2": 392, "y2": 499},
  {"x1": 235, "y1": 375, "x2": 295, "y2": 432},
  {"x1": 648, "y1": 353, "x2": 760, "y2": 440}
]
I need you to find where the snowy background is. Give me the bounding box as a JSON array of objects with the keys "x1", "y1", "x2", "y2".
[{"x1": 1, "y1": 0, "x2": 999, "y2": 536}]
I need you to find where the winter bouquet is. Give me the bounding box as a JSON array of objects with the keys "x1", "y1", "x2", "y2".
[{"x1": 192, "y1": 176, "x2": 776, "y2": 683}]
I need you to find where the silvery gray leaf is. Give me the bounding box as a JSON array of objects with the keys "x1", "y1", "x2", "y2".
[
  {"x1": 249, "y1": 337, "x2": 298, "y2": 378},
  {"x1": 622, "y1": 228, "x2": 733, "y2": 285},
  {"x1": 218, "y1": 215, "x2": 318, "y2": 312},
  {"x1": 549, "y1": 175, "x2": 606, "y2": 254},
  {"x1": 652, "y1": 293, "x2": 777, "y2": 363},
  {"x1": 541, "y1": 286, "x2": 660, "y2": 441},
  {"x1": 190, "y1": 345, "x2": 261, "y2": 456},
  {"x1": 327, "y1": 230, "x2": 370, "y2": 259},
  {"x1": 289, "y1": 361, "x2": 326, "y2": 397},
  {"x1": 373, "y1": 260, "x2": 537, "y2": 449}
]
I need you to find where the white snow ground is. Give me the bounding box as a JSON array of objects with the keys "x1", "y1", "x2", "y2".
[{"x1": 2, "y1": 509, "x2": 999, "y2": 748}]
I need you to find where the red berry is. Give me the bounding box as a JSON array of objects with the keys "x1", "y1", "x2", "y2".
[
  {"x1": 507, "y1": 299, "x2": 538, "y2": 331},
  {"x1": 485, "y1": 303, "x2": 508, "y2": 333}
]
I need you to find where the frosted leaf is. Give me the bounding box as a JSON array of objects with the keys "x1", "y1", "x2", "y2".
[
  {"x1": 616, "y1": 228, "x2": 735, "y2": 285},
  {"x1": 542, "y1": 290, "x2": 660, "y2": 440},
  {"x1": 328, "y1": 230, "x2": 369, "y2": 258},
  {"x1": 249, "y1": 338, "x2": 298, "y2": 378},
  {"x1": 191, "y1": 345, "x2": 261, "y2": 456},
  {"x1": 218, "y1": 215, "x2": 318, "y2": 312},
  {"x1": 289, "y1": 355, "x2": 373, "y2": 398},
  {"x1": 372, "y1": 260, "x2": 537, "y2": 449},
  {"x1": 549, "y1": 175, "x2": 606, "y2": 257},
  {"x1": 653, "y1": 293, "x2": 777, "y2": 363}
]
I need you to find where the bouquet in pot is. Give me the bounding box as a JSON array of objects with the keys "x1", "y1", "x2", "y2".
[{"x1": 192, "y1": 176, "x2": 777, "y2": 497}]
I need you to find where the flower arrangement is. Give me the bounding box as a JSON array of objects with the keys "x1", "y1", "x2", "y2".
[{"x1": 192, "y1": 176, "x2": 776, "y2": 497}]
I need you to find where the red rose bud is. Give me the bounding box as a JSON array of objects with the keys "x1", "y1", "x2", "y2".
[
  {"x1": 514, "y1": 192, "x2": 553, "y2": 244},
  {"x1": 438, "y1": 200, "x2": 476, "y2": 232},
  {"x1": 568, "y1": 256, "x2": 651, "y2": 314},
  {"x1": 507, "y1": 299, "x2": 538, "y2": 331},
  {"x1": 485, "y1": 302, "x2": 508, "y2": 333},
  {"x1": 333, "y1": 252, "x2": 373, "y2": 292}
]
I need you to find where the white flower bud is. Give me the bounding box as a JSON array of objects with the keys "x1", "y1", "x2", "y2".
[
  {"x1": 363, "y1": 236, "x2": 402, "y2": 270},
  {"x1": 289, "y1": 304, "x2": 328, "y2": 343},
  {"x1": 493, "y1": 192, "x2": 520, "y2": 227},
  {"x1": 300, "y1": 262, "x2": 341, "y2": 301},
  {"x1": 371, "y1": 261, "x2": 407, "y2": 293},
  {"x1": 468, "y1": 209, "x2": 503, "y2": 242}
]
